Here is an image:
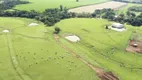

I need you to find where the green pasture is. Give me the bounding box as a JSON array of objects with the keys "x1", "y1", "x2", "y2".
[
  {"x1": 0, "y1": 17, "x2": 98, "y2": 80},
  {"x1": 55, "y1": 18, "x2": 142, "y2": 80},
  {"x1": 14, "y1": 0, "x2": 109, "y2": 12},
  {"x1": 0, "y1": 17, "x2": 142, "y2": 80}
]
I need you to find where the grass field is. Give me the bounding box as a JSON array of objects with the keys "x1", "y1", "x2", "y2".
[
  {"x1": 55, "y1": 18, "x2": 142, "y2": 80},
  {"x1": 0, "y1": 17, "x2": 99, "y2": 80},
  {"x1": 14, "y1": 0, "x2": 109, "y2": 12},
  {"x1": 0, "y1": 17, "x2": 142, "y2": 80},
  {"x1": 1, "y1": 0, "x2": 142, "y2": 80}
]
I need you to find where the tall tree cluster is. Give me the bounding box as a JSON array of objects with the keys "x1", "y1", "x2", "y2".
[
  {"x1": 0, "y1": 0, "x2": 29, "y2": 11},
  {"x1": 0, "y1": 6, "x2": 76, "y2": 26}
]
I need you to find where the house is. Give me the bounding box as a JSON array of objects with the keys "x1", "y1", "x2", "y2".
[{"x1": 112, "y1": 23, "x2": 124, "y2": 29}]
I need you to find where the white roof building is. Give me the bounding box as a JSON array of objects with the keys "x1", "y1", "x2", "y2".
[{"x1": 112, "y1": 23, "x2": 124, "y2": 29}]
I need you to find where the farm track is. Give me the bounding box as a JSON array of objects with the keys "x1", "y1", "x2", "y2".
[
  {"x1": 54, "y1": 34, "x2": 119, "y2": 80},
  {"x1": 6, "y1": 33, "x2": 32, "y2": 80}
]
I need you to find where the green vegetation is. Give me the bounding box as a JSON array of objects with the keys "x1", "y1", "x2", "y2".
[
  {"x1": 1, "y1": 8, "x2": 142, "y2": 27},
  {"x1": 55, "y1": 18, "x2": 142, "y2": 80},
  {"x1": 0, "y1": 0, "x2": 29, "y2": 10},
  {"x1": 0, "y1": 17, "x2": 98, "y2": 80},
  {"x1": 116, "y1": 3, "x2": 142, "y2": 15},
  {"x1": 54, "y1": 27, "x2": 61, "y2": 34},
  {"x1": 0, "y1": 0, "x2": 142, "y2": 80},
  {"x1": 14, "y1": 0, "x2": 109, "y2": 12},
  {"x1": 92, "y1": 9, "x2": 142, "y2": 26},
  {"x1": 1, "y1": 0, "x2": 142, "y2": 27},
  {"x1": 128, "y1": 6, "x2": 142, "y2": 12}
]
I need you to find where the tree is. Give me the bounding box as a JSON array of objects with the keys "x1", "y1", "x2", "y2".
[
  {"x1": 76, "y1": 0, "x2": 79, "y2": 2},
  {"x1": 119, "y1": 13, "x2": 125, "y2": 18},
  {"x1": 105, "y1": 25, "x2": 109, "y2": 29},
  {"x1": 131, "y1": 17, "x2": 142, "y2": 26},
  {"x1": 128, "y1": 6, "x2": 142, "y2": 12},
  {"x1": 92, "y1": 12, "x2": 96, "y2": 17},
  {"x1": 0, "y1": 0, "x2": 29, "y2": 11},
  {"x1": 131, "y1": 12, "x2": 136, "y2": 17},
  {"x1": 137, "y1": 12, "x2": 142, "y2": 18},
  {"x1": 60, "y1": 5, "x2": 63, "y2": 11},
  {"x1": 94, "y1": 9, "x2": 101, "y2": 15},
  {"x1": 126, "y1": 11, "x2": 131, "y2": 16},
  {"x1": 102, "y1": 10, "x2": 115, "y2": 20},
  {"x1": 54, "y1": 27, "x2": 61, "y2": 34}
]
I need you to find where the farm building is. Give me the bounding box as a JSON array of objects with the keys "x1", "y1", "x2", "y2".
[{"x1": 112, "y1": 23, "x2": 124, "y2": 29}]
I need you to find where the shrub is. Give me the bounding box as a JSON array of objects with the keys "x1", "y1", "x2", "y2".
[{"x1": 54, "y1": 27, "x2": 61, "y2": 34}]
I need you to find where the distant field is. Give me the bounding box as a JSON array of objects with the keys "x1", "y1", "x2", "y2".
[
  {"x1": 14, "y1": 0, "x2": 109, "y2": 12},
  {"x1": 0, "y1": 17, "x2": 98, "y2": 80},
  {"x1": 69, "y1": 1, "x2": 128, "y2": 13}
]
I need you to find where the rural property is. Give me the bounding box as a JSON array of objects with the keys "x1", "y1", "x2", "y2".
[{"x1": 0, "y1": 0, "x2": 142, "y2": 80}]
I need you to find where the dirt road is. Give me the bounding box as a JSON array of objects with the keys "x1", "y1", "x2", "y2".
[{"x1": 54, "y1": 34, "x2": 119, "y2": 80}]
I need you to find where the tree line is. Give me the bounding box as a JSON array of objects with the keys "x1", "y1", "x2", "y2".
[
  {"x1": 0, "y1": 0, "x2": 141, "y2": 27},
  {"x1": 0, "y1": 6, "x2": 76, "y2": 26},
  {"x1": 0, "y1": 8, "x2": 142, "y2": 26},
  {"x1": 0, "y1": 0, "x2": 29, "y2": 10}
]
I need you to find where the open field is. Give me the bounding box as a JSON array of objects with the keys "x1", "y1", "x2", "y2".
[
  {"x1": 0, "y1": 17, "x2": 99, "y2": 80},
  {"x1": 55, "y1": 18, "x2": 142, "y2": 80},
  {"x1": 1, "y1": 0, "x2": 142, "y2": 80},
  {"x1": 14, "y1": 0, "x2": 109, "y2": 12},
  {"x1": 0, "y1": 17, "x2": 142, "y2": 80},
  {"x1": 69, "y1": 1, "x2": 128, "y2": 13}
]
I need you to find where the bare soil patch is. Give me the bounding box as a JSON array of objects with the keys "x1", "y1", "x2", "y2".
[
  {"x1": 69, "y1": 1, "x2": 127, "y2": 13},
  {"x1": 98, "y1": 72, "x2": 119, "y2": 80},
  {"x1": 126, "y1": 40, "x2": 142, "y2": 54},
  {"x1": 80, "y1": 57, "x2": 119, "y2": 80}
]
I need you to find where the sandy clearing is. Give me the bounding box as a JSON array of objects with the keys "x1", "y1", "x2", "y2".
[
  {"x1": 69, "y1": 1, "x2": 128, "y2": 13},
  {"x1": 28, "y1": 23, "x2": 39, "y2": 27},
  {"x1": 3, "y1": 30, "x2": 9, "y2": 33},
  {"x1": 65, "y1": 35, "x2": 80, "y2": 42}
]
